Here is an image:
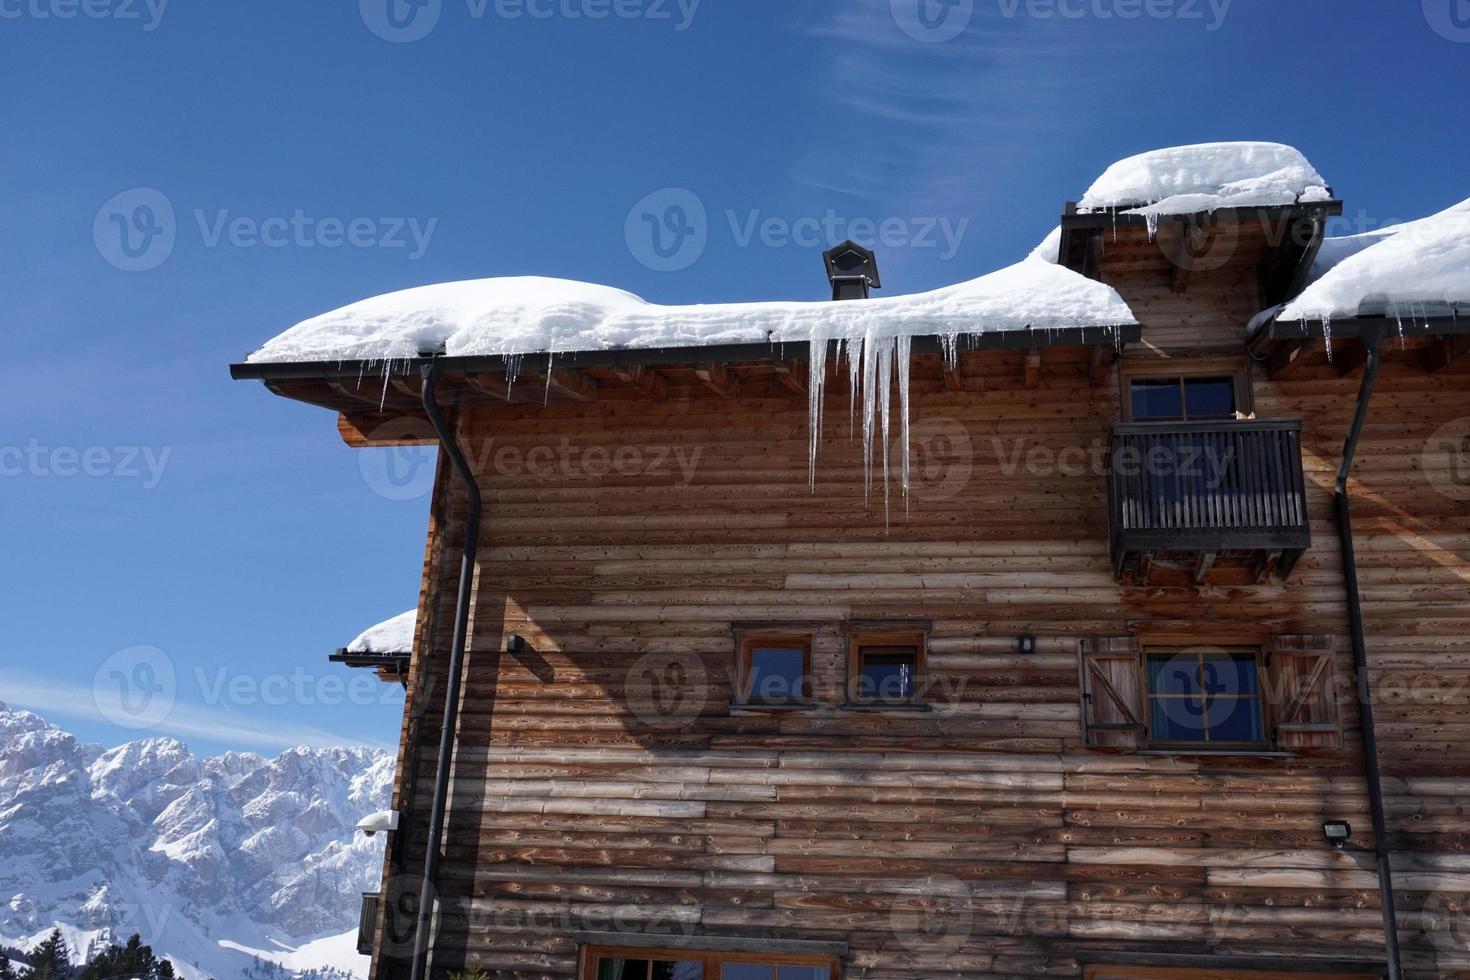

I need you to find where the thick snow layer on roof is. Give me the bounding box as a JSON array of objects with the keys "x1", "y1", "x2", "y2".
[
  {"x1": 346, "y1": 611, "x2": 416, "y2": 655},
  {"x1": 1281, "y1": 198, "x2": 1470, "y2": 322},
  {"x1": 245, "y1": 258, "x2": 1136, "y2": 364},
  {"x1": 1077, "y1": 142, "x2": 1330, "y2": 219}
]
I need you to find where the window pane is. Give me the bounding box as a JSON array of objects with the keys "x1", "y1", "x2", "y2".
[
  {"x1": 749, "y1": 646, "x2": 805, "y2": 701},
  {"x1": 1150, "y1": 695, "x2": 1208, "y2": 742},
  {"x1": 778, "y1": 969, "x2": 830, "y2": 980},
  {"x1": 860, "y1": 651, "x2": 915, "y2": 701},
  {"x1": 599, "y1": 959, "x2": 648, "y2": 980},
  {"x1": 1147, "y1": 653, "x2": 1199, "y2": 696},
  {"x1": 652, "y1": 962, "x2": 703, "y2": 980},
  {"x1": 1200, "y1": 652, "x2": 1259, "y2": 697},
  {"x1": 1131, "y1": 379, "x2": 1184, "y2": 420},
  {"x1": 722, "y1": 966, "x2": 775, "y2": 980},
  {"x1": 1205, "y1": 694, "x2": 1264, "y2": 743},
  {"x1": 1183, "y1": 377, "x2": 1236, "y2": 418}
]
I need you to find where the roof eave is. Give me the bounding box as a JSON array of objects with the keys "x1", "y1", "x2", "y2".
[{"x1": 229, "y1": 324, "x2": 1142, "y2": 383}]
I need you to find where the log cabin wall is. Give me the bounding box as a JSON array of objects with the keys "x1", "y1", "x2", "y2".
[{"x1": 370, "y1": 230, "x2": 1470, "y2": 980}]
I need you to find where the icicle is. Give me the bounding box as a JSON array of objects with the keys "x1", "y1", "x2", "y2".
[
  {"x1": 878, "y1": 336, "x2": 894, "y2": 525},
  {"x1": 1145, "y1": 212, "x2": 1160, "y2": 242},
  {"x1": 897, "y1": 334, "x2": 912, "y2": 515},
  {"x1": 807, "y1": 332, "x2": 828, "y2": 490},
  {"x1": 860, "y1": 334, "x2": 879, "y2": 504},
  {"x1": 848, "y1": 339, "x2": 863, "y2": 440},
  {"x1": 1321, "y1": 315, "x2": 1334, "y2": 361},
  {"x1": 542, "y1": 351, "x2": 555, "y2": 404},
  {"x1": 505, "y1": 353, "x2": 523, "y2": 400}
]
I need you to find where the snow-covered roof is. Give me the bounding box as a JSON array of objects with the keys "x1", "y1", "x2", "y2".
[
  {"x1": 346, "y1": 611, "x2": 416, "y2": 655},
  {"x1": 245, "y1": 257, "x2": 1136, "y2": 365},
  {"x1": 1280, "y1": 198, "x2": 1470, "y2": 322},
  {"x1": 1077, "y1": 142, "x2": 1331, "y2": 221}
]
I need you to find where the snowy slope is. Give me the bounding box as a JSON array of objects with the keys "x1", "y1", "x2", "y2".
[{"x1": 0, "y1": 703, "x2": 393, "y2": 980}]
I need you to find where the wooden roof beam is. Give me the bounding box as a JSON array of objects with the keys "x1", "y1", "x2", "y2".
[
  {"x1": 695, "y1": 363, "x2": 734, "y2": 397},
  {"x1": 1024, "y1": 348, "x2": 1042, "y2": 389},
  {"x1": 1425, "y1": 334, "x2": 1470, "y2": 373},
  {"x1": 772, "y1": 360, "x2": 807, "y2": 396},
  {"x1": 525, "y1": 368, "x2": 598, "y2": 403},
  {"x1": 609, "y1": 365, "x2": 669, "y2": 400},
  {"x1": 942, "y1": 357, "x2": 964, "y2": 393},
  {"x1": 1266, "y1": 339, "x2": 1312, "y2": 380}
]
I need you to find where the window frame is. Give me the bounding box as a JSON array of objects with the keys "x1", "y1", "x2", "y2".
[
  {"x1": 579, "y1": 943, "x2": 841, "y2": 980},
  {"x1": 846, "y1": 627, "x2": 928, "y2": 707},
  {"x1": 1141, "y1": 644, "x2": 1271, "y2": 751},
  {"x1": 1119, "y1": 362, "x2": 1252, "y2": 423},
  {"x1": 734, "y1": 632, "x2": 814, "y2": 707}
]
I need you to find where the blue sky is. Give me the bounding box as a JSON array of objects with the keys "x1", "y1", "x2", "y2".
[{"x1": 3, "y1": 0, "x2": 1466, "y2": 756}]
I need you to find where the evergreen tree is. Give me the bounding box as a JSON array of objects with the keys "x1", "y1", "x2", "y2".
[
  {"x1": 20, "y1": 929, "x2": 71, "y2": 980},
  {"x1": 78, "y1": 934, "x2": 175, "y2": 980},
  {"x1": 1, "y1": 952, "x2": 19, "y2": 980}
]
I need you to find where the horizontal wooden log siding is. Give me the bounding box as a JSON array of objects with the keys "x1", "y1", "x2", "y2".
[{"x1": 369, "y1": 240, "x2": 1470, "y2": 980}]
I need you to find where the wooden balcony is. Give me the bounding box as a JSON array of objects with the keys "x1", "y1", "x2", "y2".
[
  {"x1": 1108, "y1": 419, "x2": 1311, "y2": 584},
  {"x1": 356, "y1": 892, "x2": 380, "y2": 956}
]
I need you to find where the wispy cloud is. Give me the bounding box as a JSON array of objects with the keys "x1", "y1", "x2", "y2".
[
  {"x1": 0, "y1": 672, "x2": 392, "y2": 753},
  {"x1": 786, "y1": 0, "x2": 1155, "y2": 214}
]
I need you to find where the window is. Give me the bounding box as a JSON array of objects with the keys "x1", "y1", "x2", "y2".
[
  {"x1": 1129, "y1": 375, "x2": 1238, "y2": 421},
  {"x1": 583, "y1": 947, "x2": 835, "y2": 980},
  {"x1": 736, "y1": 634, "x2": 812, "y2": 705},
  {"x1": 1144, "y1": 647, "x2": 1267, "y2": 747},
  {"x1": 847, "y1": 629, "x2": 926, "y2": 705}
]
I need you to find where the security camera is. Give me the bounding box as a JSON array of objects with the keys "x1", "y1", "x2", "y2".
[{"x1": 357, "y1": 810, "x2": 399, "y2": 838}]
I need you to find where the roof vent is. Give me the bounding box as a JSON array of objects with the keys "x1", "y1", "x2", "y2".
[{"x1": 823, "y1": 240, "x2": 881, "y2": 301}]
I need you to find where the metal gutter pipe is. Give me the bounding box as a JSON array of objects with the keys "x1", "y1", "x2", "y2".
[
  {"x1": 1330, "y1": 324, "x2": 1401, "y2": 980},
  {"x1": 409, "y1": 359, "x2": 483, "y2": 980}
]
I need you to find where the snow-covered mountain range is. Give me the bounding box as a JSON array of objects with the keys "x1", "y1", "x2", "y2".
[{"x1": 0, "y1": 702, "x2": 393, "y2": 980}]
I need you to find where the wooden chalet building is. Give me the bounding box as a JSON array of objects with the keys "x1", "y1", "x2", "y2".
[{"x1": 233, "y1": 144, "x2": 1470, "y2": 980}]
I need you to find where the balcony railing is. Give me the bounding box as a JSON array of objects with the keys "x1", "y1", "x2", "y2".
[
  {"x1": 356, "y1": 892, "x2": 380, "y2": 957},
  {"x1": 1108, "y1": 418, "x2": 1311, "y2": 582}
]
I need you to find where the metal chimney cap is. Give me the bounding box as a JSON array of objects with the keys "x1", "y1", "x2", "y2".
[{"x1": 823, "y1": 240, "x2": 881, "y2": 290}]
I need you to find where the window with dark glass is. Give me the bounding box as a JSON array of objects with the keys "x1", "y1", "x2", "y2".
[
  {"x1": 1144, "y1": 647, "x2": 1266, "y2": 746},
  {"x1": 848, "y1": 630, "x2": 926, "y2": 705},
  {"x1": 737, "y1": 635, "x2": 811, "y2": 705},
  {"x1": 1129, "y1": 375, "x2": 1238, "y2": 421},
  {"x1": 584, "y1": 948, "x2": 833, "y2": 980}
]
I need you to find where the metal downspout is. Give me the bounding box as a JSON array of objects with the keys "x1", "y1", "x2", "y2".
[
  {"x1": 410, "y1": 360, "x2": 483, "y2": 980},
  {"x1": 1331, "y1": 324, "x2": 1402, "y2": 980}
]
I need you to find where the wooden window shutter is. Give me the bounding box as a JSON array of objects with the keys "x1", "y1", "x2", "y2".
[
  {"x1": 1267, "y1": 634, "x2": 1343, "y2": 749},
  {"x1": 1079, "y1": 636, "x2": 1144, "y2": 749}
]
